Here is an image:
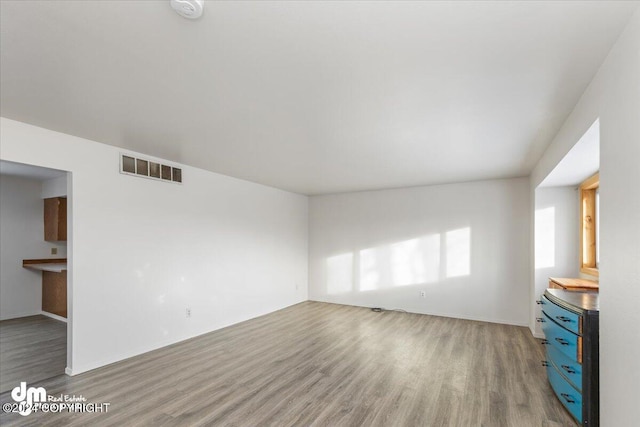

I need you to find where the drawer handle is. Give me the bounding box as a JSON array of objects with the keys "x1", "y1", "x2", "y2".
[
  {"x1": 556, "y1": 316, "x2": 573, "y2": 323},
  {"x1": 555, "y1": 338, "x2": 570, "y2": 346},
  {"x1": 541, "y1": 340, "x2": 550, "y2": 345},
  {"x1": 541, "y1": 361, "x2": 549, "y2": 367},
  {"x1": 561, "y1": 365, "x2": 577, "y2": 374},
  {"x1": 560, "y1": 393, "x2": 576, "y2": 404},
  {"x1": 536, "y1": 317, "x2": 545, "y2": 323}
]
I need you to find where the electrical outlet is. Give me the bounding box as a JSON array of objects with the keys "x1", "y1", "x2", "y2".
[
  {"x1": 420, "y1": 291, "x2": 426, "y2": 298},
  {"x1": 186, "y1": 308, "x2": 191, "y2": 318},
  {"x1": 51, "y1": 247, "x2": 58, "y2": 255}
]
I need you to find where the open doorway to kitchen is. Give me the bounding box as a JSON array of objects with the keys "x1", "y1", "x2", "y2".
[{"x1": 0, "y1": 160, "x2": 71, "y2": 393}]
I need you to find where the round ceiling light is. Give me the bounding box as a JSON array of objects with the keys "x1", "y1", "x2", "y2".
[{"x1": 170, "y1": 0, "x2": 204, "y2": 19}]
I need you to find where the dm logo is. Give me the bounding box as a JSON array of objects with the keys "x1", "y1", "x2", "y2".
[{"x1": 11, "y1": 382, "x2": 46, "y2": 416}]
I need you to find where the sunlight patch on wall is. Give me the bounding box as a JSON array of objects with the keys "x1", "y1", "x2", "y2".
[
  {"x1": 391, "y1": 238, "x2": 425, "y2": 286},
  {"x1": 325, "y1": 228, "x2": 471, "y2": 295},
  {"x1": 445, "y1": 227, "x2": 471, "y2": 278},
  {"x1": 327, "y1": 253, "x2": 354, "y2": 294},
  {"x1": 535, "y1": 207, "x2": 555, "y2": 269},
  {"x1": 391, "y1": 235, "x2": 441, "y2": 286},
  {"x1": 422, "y1": 234, "x2": 441, "y2": 284},
  {"x1": 359, "y1": 246, "x2": 384, "y2": 291}
]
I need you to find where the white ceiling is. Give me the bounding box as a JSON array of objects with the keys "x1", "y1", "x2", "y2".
[{"x1": 1, "y1": 1, "x2": 637, "y2": 195}]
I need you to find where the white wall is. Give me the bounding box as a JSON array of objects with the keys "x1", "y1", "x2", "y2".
[
  {"x1": 0, "y1": 175, "x2": 49, "y2": 319},
  {"x1": 42, "y1": 175, "x2": 67, "y2": 198},
  {"x1": 0, "y1": 118, "x2": 309, "y2": 375},
  {"x1": 531, "y1": 8, "x2": 640, "y2": 425},
  {"x1": 532, "y1": 186, "x2": 579, "y2": 337},
  {"x1": 309, "y1": 178, "x2": 530, "y2": 326}
]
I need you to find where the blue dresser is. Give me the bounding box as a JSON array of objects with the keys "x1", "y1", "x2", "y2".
[{"x1": 539, "y1": 289, "x2": 599, "y2": 426}]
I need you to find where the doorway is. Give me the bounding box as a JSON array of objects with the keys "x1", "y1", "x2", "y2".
[{"x1": 0, "y1": 160, "x2": 71, "y2": 392}]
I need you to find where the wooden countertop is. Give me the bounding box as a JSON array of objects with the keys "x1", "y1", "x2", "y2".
[
  {"x1": 549, "y1": 277, "x2": 599, "y2": 291},
  {"x1": 23, "y1": 258, "x2": 67, "y2": 273}
]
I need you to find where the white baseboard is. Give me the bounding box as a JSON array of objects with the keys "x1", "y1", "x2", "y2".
[
  {"x1": 65, "y1": 300, "x2": 306, "y2": 377},
  {"x1": 40, "y1": 311, "x2": 68, "y2": 323},
  {"x1": 308, "y1": 298, "x2": 529, "y2": 327}
]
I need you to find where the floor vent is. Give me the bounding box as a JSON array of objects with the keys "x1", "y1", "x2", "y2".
[{"x1": 120, "y1": 154, "x2": 182, "y2": 184}]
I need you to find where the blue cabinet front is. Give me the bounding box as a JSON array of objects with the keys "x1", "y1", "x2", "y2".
[
  {"x1": 542, "y1": 295, "x2": 581, "y2": 334},
  {"x1": 547, "y1": 343, "x2": 582, "y2": 391},
  {"x1": 541, "y1": 312, "x2": 579, "y2": 361},
  {"x1": 546, "y1": 361, "x2": 582, "y2": 423}
]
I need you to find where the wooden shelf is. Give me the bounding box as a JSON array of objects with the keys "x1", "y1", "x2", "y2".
[
  {"x1": 549, "y1": 277, "x2": 599, "y2": 292},
  {"x1": 23, "y1": 258, "x2": 67, "y2": 265}
]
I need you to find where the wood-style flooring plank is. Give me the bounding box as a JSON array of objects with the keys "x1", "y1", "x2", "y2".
[
  {"x1": 0, "y1": 302, "x2": 577, "y2": 426},
  {"x1": 0, "y1": 315, "x2": 66, "y2": 393}
]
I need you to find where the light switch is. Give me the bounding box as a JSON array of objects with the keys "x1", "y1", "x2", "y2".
[{"x1": 51, "y1": 247, "x2": 58, "y2": 255}]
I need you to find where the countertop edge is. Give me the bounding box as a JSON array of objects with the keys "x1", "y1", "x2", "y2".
[
  {"x1": 544, "y1": 288, "x2": 600, "y2": 314},
  {"x1": 22, "y1": 263, "x2": 68, "y2": 273}
]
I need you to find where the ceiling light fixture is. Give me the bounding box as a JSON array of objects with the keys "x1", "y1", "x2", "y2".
[{"x1": 170, "y1": 0, "x2": 204, "y2": 20}]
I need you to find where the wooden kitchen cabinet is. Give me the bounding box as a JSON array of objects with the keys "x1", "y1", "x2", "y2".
[
  {"x1": 23, "y1": 259, "x2": 68, "y2": 319},
  {"x1": 44, "y1": 197, "x2": 67, "y2": 241},
  {"x1": 42, "y1": 270, "x2": 67, "y2": 318}
]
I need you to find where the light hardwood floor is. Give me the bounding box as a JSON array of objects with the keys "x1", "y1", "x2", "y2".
[
  {"x1": 0, "y1": 302, "x2": 577, "y2": 426},
  {"x1": 0, "y1": 315, "x2": 66, "y2": 393}
]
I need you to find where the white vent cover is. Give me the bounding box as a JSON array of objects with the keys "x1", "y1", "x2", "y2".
[{"x1": 120, "y1": 154, "x2": 182, "y2": 184}]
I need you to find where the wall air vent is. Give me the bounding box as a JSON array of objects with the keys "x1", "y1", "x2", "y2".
[{"x1": 120, "y1": 154, "x2": 182, "y2": 184}]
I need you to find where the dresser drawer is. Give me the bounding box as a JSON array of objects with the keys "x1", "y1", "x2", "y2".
[
  {"x1": 541, "y1": 312, "x2": 579, "y2": 361},
  {"x1": 547, "y1": 360, "x2": 582, "y2": 424},
  {"x1": 547, "y1": 343, "x2": 582, "y2": 391},
  {"x1": 542, "y1": 295, "x2": 581, "y2": 334}
]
